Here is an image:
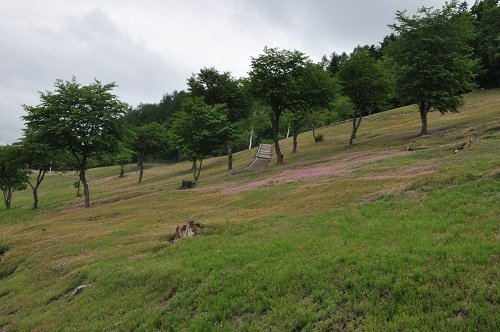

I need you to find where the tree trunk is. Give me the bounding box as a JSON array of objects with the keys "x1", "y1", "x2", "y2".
[
  {"x1": 138, "y1": 162, "x2": 144, "y2": 183},
  {"x1": 312, "y1": 127, "x2": 316, "y2": 142},
  {"x1": 419, "y1": 107, "x2": 428, "y2": 136},
  {"x1": 138, "y1": 152, "x2": 145, "y2": 183},
  {"x1": 192, "y1": 159, "x2": 197, "y2": 180},
  {"x1": 27, "y1": 169, "x2": 46, "y2": 209},
  {"x1": 349, "y1": 111, "x2": 363, "y2": 145},
  {"x1": 32, "y1": 188, "x2": 38, "y2": 209},
  {"x1": 227, "y1": 145, "x2": 233, "y2": 170},
  {"x1": 292, "y1": 133, "x2": 298, "y2": 153},
  {"x1": 193, "y1": 158, "x2": 203, "y2": 181},
  {"x1": 249, "y1": 124, "x2": 254, "y2": 150},
  {"x1": 286, "y1": 125, "x2": 290, "y2": 138},
  {"x1": 272, "y1": 113, "x2": 283, "y2": 165},
  {"x1": 76, "y1": 179, "x2": 81, "y2": 197},
  {"x1": 79, "y1": 169, "x2": 90, "y2": 208},
  {"x1": 2, "y1": 188, "x2": 12, "y2": 209},
  {"x1": 119, "y1": 165, "x2": 125, "y2": 178}
]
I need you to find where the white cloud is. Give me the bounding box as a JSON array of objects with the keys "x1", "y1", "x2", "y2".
[{"x1": 0, "y1": 0, "x2": 448, "y2": 144}]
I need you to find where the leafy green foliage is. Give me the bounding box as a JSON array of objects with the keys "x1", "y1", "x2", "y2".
[
  {"x1": 388, "y1": 1, "x2": 478, "y2": 135},
  {"x1": 471, "y1": 0, "x2": 500, "y2": 88},
  {"x1": 338, "y1": 50, "x2": 388, "y2": 115},
  {"x1": 22, "y1": 78, "x2": 128, "y2": 207},
  {"x1": 314, "y1": 132, "x2": 325, "y2": 142},
  {"x1": 16, "y1": 136, "x2": 71, "y2": 209},
  {"x1": 338, "y1": 49, "x2": 388, "y2": 144},
  {"x1": 188, "y1": 67, "x2": 249, "y2": 122},
  {"x1": 285, "y1": 63, "x2": 336, "y2": 152},
  {"x1": 0, "y1": 145, "x2": 28, "y2": 209},
  {"x1": 133, "y1": 122, "x2": 169, "y2": 183},
  {"x1": 0, "y1": 241, "x2": 8, "y2": 256},
  {"x1": 321, "y1": 51, "x2": 349, "y2": 75},
  {"x1": 250, "y1": 48, "x2": 335, "y2": 162},
  {"x1": 169, "y1": 98, "x2": 230, "y2": 180},
  {"x1": 188, "y1": 67, "x2": 251, "y2": 169},
  {"x1": 329, "y1": 96, "x2": 355, "y2": 122},
  {"x1": 125, "y1": 91, "x2": 188, "y2": 126}
]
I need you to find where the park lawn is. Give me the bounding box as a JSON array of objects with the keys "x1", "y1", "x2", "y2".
[{"x1": 0, "y1": 89, "x2": 499, "y2": 331}]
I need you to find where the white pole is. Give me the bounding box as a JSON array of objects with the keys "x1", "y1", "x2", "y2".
[{"x1": 249, "y1": 124, "x2": 254, "y2": 150}]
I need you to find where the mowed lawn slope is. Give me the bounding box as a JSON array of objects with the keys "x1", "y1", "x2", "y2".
[{"x1": 0, "y1": 89, "x2": 499, "y2": 331}]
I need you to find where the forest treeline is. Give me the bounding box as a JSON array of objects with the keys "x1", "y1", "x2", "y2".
[{"x1": 1, "y1": 0, "x2": 499, "y2": 209}]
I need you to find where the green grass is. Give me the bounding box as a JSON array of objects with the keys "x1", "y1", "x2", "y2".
[{"x1": 0, "y1": 90, "x2": 499, "y2": 331}]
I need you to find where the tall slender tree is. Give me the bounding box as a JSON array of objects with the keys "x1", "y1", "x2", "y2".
[
  {"x1": 132, "y1": 122, "x2": 169, "y2": 183},
  {"x1": 169, "y1": 98, "x2": 230, "y2": 181},
  {"x1": 338, "y1": 50, "x2": 388, "y2": 145},
  {"x1": 187, "y1": 67, "x2": 249, "y2": 170}
]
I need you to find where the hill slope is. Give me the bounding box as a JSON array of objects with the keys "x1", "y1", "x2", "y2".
[{"x1": 1, "y1": 89, "x2": 499, "y2": 331}]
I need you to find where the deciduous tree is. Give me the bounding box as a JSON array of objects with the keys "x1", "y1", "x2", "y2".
[
  {"x1": 338, "y1": 50, "x2": 388, "y2": 145},
  {"x1": 23, "y1": 78, "x2": 127, "y2": 208},
  {"x1": 133, "y1": 122, "x2": 169, "y2": 183},
  {"x1": 0, "y1": 145, "x2": 28, "y2": 209},
  {"x1": 17, "y1": 137, "x2": 64, "y2": 209},
  {"x1": 187, "y1": 67, "x2": 249, "y2": 170},
  {"x1": 388, "y1": 1, "x2": 478, "y2": 135},
  {"x1": 250, "y1": 48, "x2": 334, "y2": 163},
  {"x1": 170, "y1": 98, "x2": 229, "y2": 181}
]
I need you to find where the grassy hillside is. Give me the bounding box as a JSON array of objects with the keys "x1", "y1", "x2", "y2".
[{"x1": 1, "y1": 89, "x2": 499, "y2": 331}]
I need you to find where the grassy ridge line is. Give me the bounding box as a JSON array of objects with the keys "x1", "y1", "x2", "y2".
[{"x1": 0, "y1": 89, "x2": 499, "y2": 330}]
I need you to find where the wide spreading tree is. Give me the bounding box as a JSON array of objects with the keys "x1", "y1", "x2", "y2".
[
  {"x1": 0, "y1": 145, "x2": 28, "y2": 209},
  {"x1": 338, "y1": 49, "x2": 388, "y2": 145},
  {"x1": 23, "y1": 78, "x2": 128, "y2": 208},
  {"x1": 388, "y1": 1, "x2": 478, "y2": 136}
]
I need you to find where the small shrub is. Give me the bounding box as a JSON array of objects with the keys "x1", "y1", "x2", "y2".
[
  {"x1": 0, "y1": 241, "x2": 8, "y2": 256},
  {"x1": 314, "y1": 133, "x2": 325, "y2": 142}
]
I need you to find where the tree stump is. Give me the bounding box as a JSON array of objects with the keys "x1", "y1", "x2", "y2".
[
  {"x1": 180, "y1": 180, "x2": 195, "y2": 190},
  {"x1": 169, "y1": 221, "x2": 203, "y2": 243}
]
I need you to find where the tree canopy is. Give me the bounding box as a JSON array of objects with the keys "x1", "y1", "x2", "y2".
[
  {"x1": 133, "y1": 122, "x2": 169, "y2": 183},
  {"x1": 388, "y1": 0, "x2": 478, "y2": 135},
  {"x1": 16, "y1": 136, "x2": 66, "y2": 209},
  {"x1": 188, "y1": 67, "x2": 250, "y2": 169},
  {"x1": 169, "y1": 98, "x2": 230, "y2": 181},
  {"x1": 0, "y1": 145, "x2": 28, "y2": 209},
  {"x1": 471, "y1": 0, "x2": 500, "y2": 88},
  {"x1": 23, "y1": 78, "x2": 128, "y2": 207},
  {"x1": 249, "y1": 47, "x2": 335, "y2": 163},
  {"x1": 338, "y1": 49, "x2": 388, "y2": 144}
]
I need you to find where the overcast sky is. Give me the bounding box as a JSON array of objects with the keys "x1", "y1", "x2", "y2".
[{"x1": 0, "y1": 0, "x2": 448, "y2": 144}]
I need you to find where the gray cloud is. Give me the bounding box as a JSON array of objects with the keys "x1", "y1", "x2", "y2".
[
  {"x1": 0, "y1": 0, "x2": 448, "y2": 144},
  {"x1": 0, "y1": 7, "x2": 186, "y2": 144}
]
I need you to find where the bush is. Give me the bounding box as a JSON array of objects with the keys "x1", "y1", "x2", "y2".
[
  {"x1": 314, "y1": 133, "x2": 325, "y2": 142},
  {"x1": 0, "y1": 241, "x2": 8, "y2": 256}
]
